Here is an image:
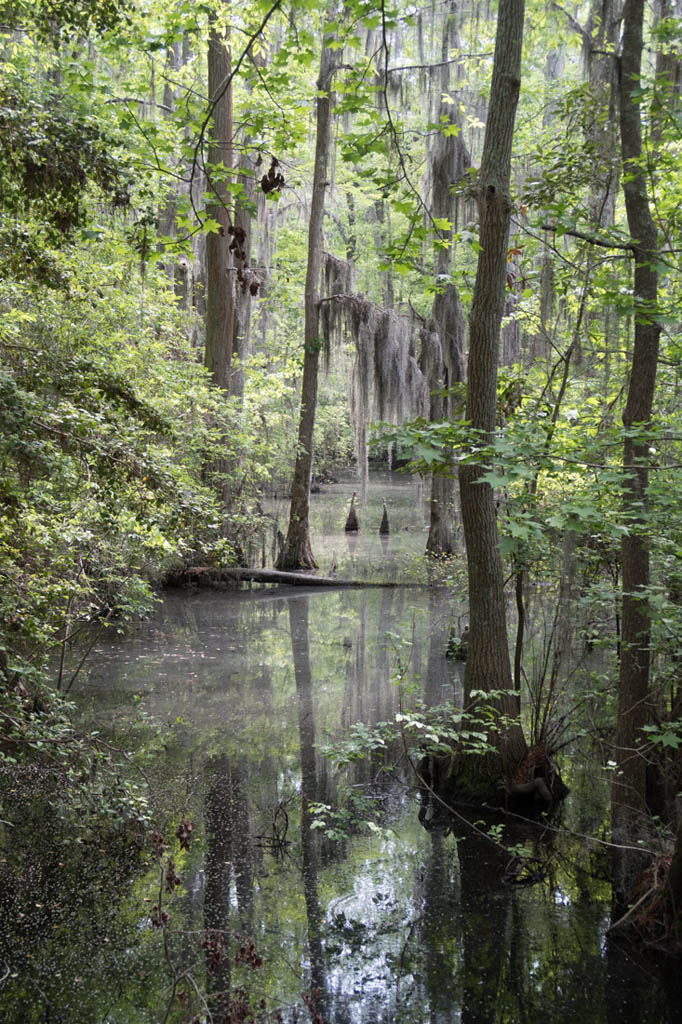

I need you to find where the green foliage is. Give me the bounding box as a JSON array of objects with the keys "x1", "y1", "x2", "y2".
[
  {"x1": 314, "y1": 374, "x2": 355, "y2": 478},
  {"x1": 0, "y1": 23, "x2": 268, "y2": 831},
  {"x1": 0, "y1": 79, "x2": 132, "y2": 268},
  {"x1": 320, "y1": 699, "x2": 509, "y2": 774},
  {"x1": 397, "y1": 703, "x2": 498, "y2": 757},
  {"x1": 310, "y1": 791, "x2": 376, "y2": 841},
  {"x1": 642, "y1": 721, "x2": 682, "y2": 751},
  {"x1": 319, "y1": 719, "x2": 395, "y2": 768},
  {"x1": 1, "y1": 0, "x2": 132, "y2": 38}
]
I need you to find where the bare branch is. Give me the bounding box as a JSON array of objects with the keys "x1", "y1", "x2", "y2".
[
  {"x1": 105, "y1": 97, "x2": 174, "y2": 114},
  {"x1": 387, "y1": 54, "x2": 492, "y2": 74},
  {"x1": 539, "y1": 223, "x2": 634, "y2": 251},
  {"x1": 549, "y1": 1, "x2": 590, "y2": 45}
]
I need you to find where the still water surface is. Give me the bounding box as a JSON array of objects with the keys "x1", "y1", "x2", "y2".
[{"x1": 3, "y1": 474, "x2": 681, "y2": 1022}]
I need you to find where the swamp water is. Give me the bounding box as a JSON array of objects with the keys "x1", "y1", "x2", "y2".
[{"x1": 2, "y1": 476, "x2": 681, "y2": 1022}]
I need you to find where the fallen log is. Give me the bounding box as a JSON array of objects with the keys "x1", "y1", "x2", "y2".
[{"x1": 165, "y1": 566, "x2": 415, "y2": 589}]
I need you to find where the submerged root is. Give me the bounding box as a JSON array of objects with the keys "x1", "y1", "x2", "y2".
[{"x1": 503, "y1": 743, "x2": 569, "y2": 813}]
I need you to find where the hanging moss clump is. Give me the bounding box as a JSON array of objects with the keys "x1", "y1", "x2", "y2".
[
  {"x1": 348, "y1": 299, "x2": 427, "y2": 490},
  {"x1": 320, "y1": 254, "x2": 429, "y2": 490},
  {"x1": 320, "y1": 252, "x2": 354, "y2": 372}
]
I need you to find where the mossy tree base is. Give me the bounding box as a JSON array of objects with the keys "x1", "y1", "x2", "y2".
[{"x1": 417, "y1": 744, "x2": 568, "y2": 831}]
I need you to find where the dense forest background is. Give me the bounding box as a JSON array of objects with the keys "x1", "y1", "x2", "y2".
[{"x1": 2, "y1": 0, "x2": 682, "y2": 984}]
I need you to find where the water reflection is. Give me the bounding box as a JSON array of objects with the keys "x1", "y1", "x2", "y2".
[
  {"x1": 3, "y1": 586, "x2": 681, "y2": 1022},
  {"x1": 290, "y1": 597, "x2": 326, "y2": 1002},
  {"x1": 269, "y1": 469, "x2": 432, "y2": 581},
  {"x1": 204, "y1": 755, "x2": 233, "y2": 1005}
]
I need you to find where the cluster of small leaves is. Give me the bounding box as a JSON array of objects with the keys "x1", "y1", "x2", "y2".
[
  {"x1": 0, "y1": 224, "x2": 66, "y2": 287},
  {"x1": 397, "y1": 699, "x2": 504, "y2": 758},
  {"x1": 642, "y1": 720, "x2": 682, "y2": 751},
  {"x1": 229, "y1": 224, "x2": 262, "y2": 297},
  {"x1": 309, "y1": 789, "x2": 376, "y2": 841},
  {"x1": 259, "y1": 157, "x2": 285, "y2": 195},
  {"x1": 235, "y1": 937, "x2": 264, "y2": 970},
  {"x1": 317, "y1": 719, "x2": 395, "y2": 768},
  {"x1": 198, "y1": 933, "x2": 293, "y2": 1022}
]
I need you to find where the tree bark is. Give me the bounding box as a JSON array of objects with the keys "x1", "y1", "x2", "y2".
[
  {"x1": 277, "y1": 27, "x2": 337, "y2": 570},
  {"x1": 204, "y1": 21, "x2": 234, "y2": 391},
  {"x1": 586, "y1": 0, "x2": 623, "y2": 229},
  {"x1": 612, "y1": 1, "x2": 661, "y2": 886},
  {"x1": 425, "y1": 1, "x2": 468, "y2": 558},
  {"x1": 651, "y1": 0, "x2": 681, "y2": 145},
  {"x1": 612, "y1": 0, "x2": 661, "y2": 847},
  {"x1": 230, "y1": 47, "x2": 266, "y2": 402},
  {"x1": 457, "y1": 0, "x2": 527, "y2": 771}
]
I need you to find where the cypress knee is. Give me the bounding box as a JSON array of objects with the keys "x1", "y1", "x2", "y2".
[
  {"x1": 379, "y1": 500, "x2": 389, "y2": 535},
  {"x1": 345, "y1": 491, "x2": 359, "y2": 533}
]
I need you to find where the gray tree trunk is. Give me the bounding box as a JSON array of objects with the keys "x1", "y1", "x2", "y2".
[
  {"x1": 277, "y1": 27, "x2": 337, "y2": 570},
  {"x1": 586, "y1": 0, "x2": 623, "y2": 228},
  {"x1": 230, "y1": 49, "x2": 266, "y2": 402},
  {"x1": 204, "y1": 22, "x2": 234, "y2": 391},
  {"x1": 425, "y1": 0, "x2": 468, "y2": 558},
  {"x1": 612, "y1": 0, "x2": 661, "y2": 884},
  {"x1": 457, "y1": 0, "x2": 527, "y2": 772},
  {"x1": 586, "y1": 0, "x2": 623, "y2": 374}
]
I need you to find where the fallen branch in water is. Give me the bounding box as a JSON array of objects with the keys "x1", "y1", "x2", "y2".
[{"x1": 164, "y1": 566, "x2": 425, "y2": 589}]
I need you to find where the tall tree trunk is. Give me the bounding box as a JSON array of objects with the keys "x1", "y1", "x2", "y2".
[
  {"x1": 586, "y1": 0, "x2": 623, "y2": 374},
  {"x1": 425, "y1": 0, "x2": 469, "y2": 558},
  {"x1": 230, "y1": 47, "x2": 266, "y2": 402},
  {"x1": 612, "y1": 0, "x2": 661, "y2": 870},
  {"x1": 277, "y1": 25, "x2": 337, "y2": 570},
  {"x1": 159, "y1": 41, "x2": 184, "y2": 297},
  {"x1": 457, "y1": 0, "x2": 526, "y2": 771},
  {"x1": 651, "y1": 0, "x2": 682, "y2": 135},
  {"x1": 204, "y1": 21, "x2": 234, "y2": 391},
  {"x1": 586, "y1": 0, "x2": 623, "y2": 229}
]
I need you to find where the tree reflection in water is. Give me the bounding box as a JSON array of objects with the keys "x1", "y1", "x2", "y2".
[
  {"x1": 290, "y1": 596, "x2": 327, "y2": 1007},
  {"x1": 203, "y1": 755, "x2": 254, "y2": 1011}
]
